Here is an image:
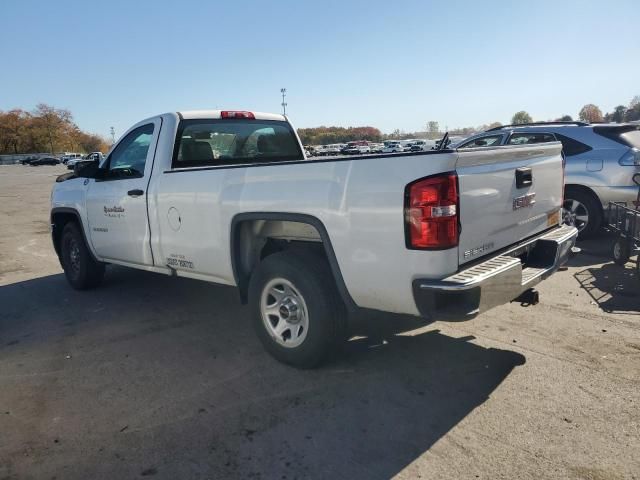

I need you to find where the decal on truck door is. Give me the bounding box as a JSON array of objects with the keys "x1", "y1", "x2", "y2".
[{"x1": 103, "y1": 206, "x2": 125, "y2": 218}]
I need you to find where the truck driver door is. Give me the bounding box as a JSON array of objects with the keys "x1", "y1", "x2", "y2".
[{"x1": 85, "y1": 119, "x2": 161, "y2": 266}]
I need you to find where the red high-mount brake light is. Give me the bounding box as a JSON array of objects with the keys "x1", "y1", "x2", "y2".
[
  {"x1": 405, "y1": 173, "x2": 459, "y2": 249},
  {"x1": 221, "y1": 111, "x2": 255, "y2": 119}
]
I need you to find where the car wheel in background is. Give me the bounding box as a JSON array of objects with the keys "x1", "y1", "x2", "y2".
[
  {"x1": 60, "y1": 222, "x2": 105, "y2": 289},
  {"x1": 248, "y1": 251, "x2": 347, "y2": 368},
  {"x1": 563, "y1": 188, "x2": 602, "y2": 239}
]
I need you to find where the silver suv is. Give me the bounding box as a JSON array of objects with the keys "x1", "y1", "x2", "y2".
[{"x1": 455, "y1": 122, "x2": 640, "y2": 237}]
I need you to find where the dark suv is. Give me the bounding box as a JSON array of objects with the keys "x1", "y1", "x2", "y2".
[{"x1": 455, "y1": 122, "x2": 640, "y2": 237}]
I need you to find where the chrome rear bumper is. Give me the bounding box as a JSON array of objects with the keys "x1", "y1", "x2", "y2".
[{"x1": 412, "y1": 224, "x2": 578, "y2": 320}]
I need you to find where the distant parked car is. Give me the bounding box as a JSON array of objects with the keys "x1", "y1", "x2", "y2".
[
  {"x1": 61, "y1": 153, "x2": 83, "y2": 165},
  {"x1": 20, "y1": 156, "x2": 38, "y2": 165},
  {"x1": 455, "y1": 121, "x2": 640, "y2": 238},
  {"x1": 409, "y1": 140, "x2": 430, "y2": 152},
  {"x1": 30, "y1": 156, "x2": 60, "y2": 166},
  {"x1": 343, "y1": 144, "x2": 370, "y2": 155},
  {"x1": 324, "y1": 145, "x2": 342, "y2": 156},
  {"x1": 382, "y1": 142, "x2": 403, "y2": 153},
  {"x1": 67, "y1": 152, "x2": 104, "y2": 170},
  {"x1": 369, "y1": 143, "x2": 384, "y2": 153}
]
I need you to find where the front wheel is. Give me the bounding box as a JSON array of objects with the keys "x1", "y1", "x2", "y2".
[
  {"x1": 248, "y1": 251, "x2": 347, "y2": 368},
  {"x1": 60, "y1": 222, "x2": 105, "y2": 290}
]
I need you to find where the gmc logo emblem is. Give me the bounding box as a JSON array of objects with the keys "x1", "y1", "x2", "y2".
[{"x1": 513, "y1": 193, "x2": 536, "y2": 210}]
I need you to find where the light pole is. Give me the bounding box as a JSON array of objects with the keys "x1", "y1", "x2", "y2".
[
  {"x1": 280, "y1": 88, "x2": 287, "y2": 116},
  {"x1": 110, "y1": 127, "x2": 115, "y2": 145}
]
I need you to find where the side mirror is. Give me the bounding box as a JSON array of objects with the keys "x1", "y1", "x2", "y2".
[
  {"x1": 74, "y1": 159, "x2": 102, "y2": 178},
  {"x1": 633, "y1": 173, "x2": 640, "y2": 186}
]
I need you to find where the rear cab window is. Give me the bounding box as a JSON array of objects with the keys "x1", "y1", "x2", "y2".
[{"x1": 172, "y1": 119, "x2": 303, "y2": 168}]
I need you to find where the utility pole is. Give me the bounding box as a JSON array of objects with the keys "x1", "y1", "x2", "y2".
[
  {"x1": 110, "y1": 127, "x2": 115, "y2": 145},
  {"x1": 280, "y1": 88, "x2": 287, "y2": 116}
]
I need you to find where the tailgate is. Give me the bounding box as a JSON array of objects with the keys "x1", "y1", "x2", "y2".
[{"x1": 456, "y1": 142, "x2": 564, "y2": 265}]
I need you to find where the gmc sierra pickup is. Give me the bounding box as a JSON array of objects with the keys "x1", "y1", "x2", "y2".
[{"x1": 51, "y1": 110, "x2": 577, "y2": 367}]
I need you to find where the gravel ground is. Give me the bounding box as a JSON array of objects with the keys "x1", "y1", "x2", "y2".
[{"x1": 1, "y1": 164, "x2": 638, "y2": 480}]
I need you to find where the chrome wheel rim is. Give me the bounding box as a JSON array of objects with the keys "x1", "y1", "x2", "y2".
[
  {"x1": 563, "y1": 199, "x2": 589, "y2": 232},
  {"x1": 68, "y1": 238, "x2": 81, "y2": 273},
  {"x1": 260, "y1": 278, "x2": 309, "y2": 348}
]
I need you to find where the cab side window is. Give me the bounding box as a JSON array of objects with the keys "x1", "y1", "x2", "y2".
[{"x1": 105, "y1": 124, "x2": 154, "y2": 178}]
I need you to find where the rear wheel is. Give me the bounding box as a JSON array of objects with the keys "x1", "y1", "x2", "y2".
[
  {"x1": 248, "y1": 251, "x2": 347, "y2": 368},
  {"x1": 60, "y1": 222, "x2": 105, "y2": 290},
  {"x1": 563, "y1": 188, "x2": 602, "y2": 239}
]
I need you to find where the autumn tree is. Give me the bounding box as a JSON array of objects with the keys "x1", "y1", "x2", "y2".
[
  {"x1": 32, "y1": 103, "x2": 73, "y2": 153},
  {"x1": 296, "y1": 126, "x2": 383, "y2": 145},
  {"x1": 0, "y1": 110, "x2": 29, "y2": 153},
  {"x1": 578, "y1": 104, "x2": 603, "y2": 123},
  {"x1": 556, "y1": 115, "x2": 573, "y2": 121},
  {"x1": 0, "y1": 103, "x2": 109, "y2": 155},
  {"x1": 511, "y1": 111, "x2": 533, "y2": 124}
]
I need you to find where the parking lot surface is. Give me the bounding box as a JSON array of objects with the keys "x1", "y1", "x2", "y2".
[{"x1": 1, "y1": 164, "x2": 639, "y2": 480}]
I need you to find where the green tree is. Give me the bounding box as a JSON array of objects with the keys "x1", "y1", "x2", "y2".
[
  {"x1": 609, "y1": 105, "x2": 627, "y2": 123},
  {"x1": 625, "y1": 96, "x2": 640, "y2": 121},
  {"x1": 557, "y1": 115, "x2": 573, "y2": 121},
  {"x1": 578, "y1": 104, "x2": 603, "y2": 123},
  {"x1": 511, "y1": 111, "x2": 533, "y2": 124}
]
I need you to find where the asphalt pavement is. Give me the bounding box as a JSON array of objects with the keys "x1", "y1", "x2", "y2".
[{"x1": 1, "y1": 164, "x2": 638, "y2": 479}]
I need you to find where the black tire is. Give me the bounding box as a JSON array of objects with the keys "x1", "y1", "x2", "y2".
[
  {"x1": 612, "y1": 237, "x2": 631, "y2": 266},
  {"x1": 248, "y1": 251, "x2": 347, "y2": 369},
  {"x1": 563, "y1": 188, "x2": 602, "y2": 239},
  {"x1": 60, "y1": 222, "x2": 105, "y2": 290}
]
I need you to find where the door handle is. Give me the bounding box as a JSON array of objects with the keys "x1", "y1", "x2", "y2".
[
  {"x1": 515, "y1": 167, "x2": 532, "y2": 189},
  {"x1": 127, "y1": 189, "x2": 144, "y2": 197}
]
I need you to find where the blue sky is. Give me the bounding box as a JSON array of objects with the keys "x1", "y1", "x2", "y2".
[{"x1": 1, "y1": 0, "x2": 638, "y2": 138}]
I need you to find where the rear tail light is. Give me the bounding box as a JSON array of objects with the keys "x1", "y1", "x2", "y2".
[
  {"x1": 221, "y1": 111, "x2": 255, "y2": 119},
  {"x1": 405, "y1": 173, "x2": 459, "y2": 249}
]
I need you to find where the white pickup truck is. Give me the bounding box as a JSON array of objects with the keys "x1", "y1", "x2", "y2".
[{"x1": 51, "y1": 110, "x2": 577, "y2": 367}]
